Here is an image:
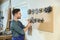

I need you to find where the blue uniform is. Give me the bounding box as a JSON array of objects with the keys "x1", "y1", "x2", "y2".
[{"x1": 10, "y1": 20, "x2": 25, "y2": 40}]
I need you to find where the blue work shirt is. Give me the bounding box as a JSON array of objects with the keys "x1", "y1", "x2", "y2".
[{"x1": 10, "y1": 20, "x2": 25, "y2": 40}]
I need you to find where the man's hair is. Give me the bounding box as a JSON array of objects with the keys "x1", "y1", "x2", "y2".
[{"x1": 12, "y1": 9, "x2": 20, "y2": 16}]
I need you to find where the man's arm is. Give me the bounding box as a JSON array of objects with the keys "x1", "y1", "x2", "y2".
[{"x1": 23, "y1": 22, "x2": 32, "y2": 32}]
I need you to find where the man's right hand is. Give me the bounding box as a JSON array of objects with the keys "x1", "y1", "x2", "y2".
[
  {"x1": 27, "y1": 23, "x2": 32, "y2": 28},
  {"x1": 23, "y1": 20, "x2": 32, "y2": 32}
]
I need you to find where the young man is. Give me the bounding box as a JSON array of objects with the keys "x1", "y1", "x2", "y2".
[{"x1": 10, "y1": 9, "x2": 32, "y2": 40}]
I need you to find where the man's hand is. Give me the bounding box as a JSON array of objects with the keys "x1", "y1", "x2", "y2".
[
  {"x1": 27, "y1": 21, "x2": 32, "y2": 27},
  {"x1": 23, "y1": 20, "x2": 32, "y2": 32}
]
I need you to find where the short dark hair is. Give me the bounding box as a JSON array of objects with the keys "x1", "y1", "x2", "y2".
[{"x1": 12, "y1": 9, "x2": 20, "y2": 16}]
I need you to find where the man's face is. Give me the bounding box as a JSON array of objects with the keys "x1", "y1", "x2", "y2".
[{"x1": 16, "y1": 11, "x2": 21, "y2": 19}]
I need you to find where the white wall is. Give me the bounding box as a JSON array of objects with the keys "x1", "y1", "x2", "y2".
[
  {"x1": 54, "y1": 4, "x2": 60, "y2": 40},
  {"x1": 27, "y1": 0, "x2": 60, "y2": 40},
  {"x1": 26, "y1": 0, "x2": 54, "y2": 40},
  {"x1": 28, "y1": 0, "x2": 55, "y2": 9}
]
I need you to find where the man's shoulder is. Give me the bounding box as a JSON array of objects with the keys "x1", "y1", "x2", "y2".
[
  {"x1": 11, "y1": 20, "x2": 15, "y2": 23},
  {"x1": 11, "y1": 20, "x2": 16, "y2": 26}
]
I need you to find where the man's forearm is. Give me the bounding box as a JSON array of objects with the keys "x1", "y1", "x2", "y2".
[
  {"x1": 23, "y1": 22, "x2": 32, "y2": 32},
  {"x1": 23, "y1": 25, "x2": 29, "y2": 32}
]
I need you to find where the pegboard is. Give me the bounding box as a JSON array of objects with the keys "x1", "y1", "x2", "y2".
[
  {"x1": 38, "y1": 11, "x2": 53, "y2": 32},
  {"x1": 28, "y1": 6, "x2": 53, "y2": 34}
]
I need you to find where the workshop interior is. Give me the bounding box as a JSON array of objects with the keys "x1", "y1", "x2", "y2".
[{"x1": 0, "y1": 0, "x2": 60, "y2": 40}]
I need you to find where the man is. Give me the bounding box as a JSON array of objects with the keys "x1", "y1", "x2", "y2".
[{"x1": 10, "y1": 9, "x2": 32, "y2": 40}]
